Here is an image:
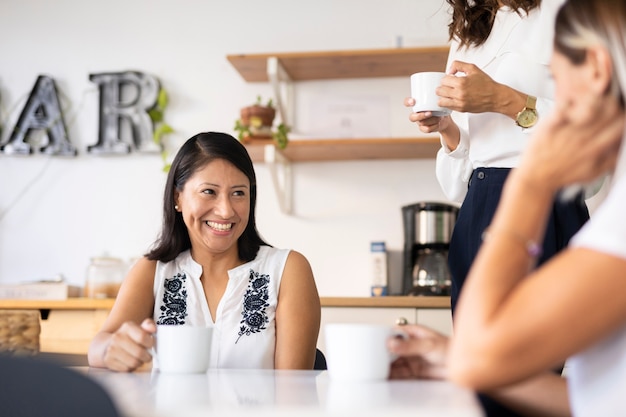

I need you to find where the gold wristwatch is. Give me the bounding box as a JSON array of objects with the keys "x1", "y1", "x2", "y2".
[{"x1": 515, "y1": 95, "x2": 538, "y2": 128}]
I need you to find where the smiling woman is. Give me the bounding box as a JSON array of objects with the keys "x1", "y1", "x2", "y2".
[
  {"x1": 87, "y1": 132, "x2": 321, "y2": 372},
  {"x1": 174, "y1": 158, "x2": 251, "y2": 262}
]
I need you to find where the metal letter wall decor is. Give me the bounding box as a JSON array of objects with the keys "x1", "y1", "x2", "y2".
[
  {"x1": 0, "y1": 71, "x2": 163, "y2": 156},
  {"x1": 88, "y1": 71, "x2": 161, "y2": 155},
  {"x1": 0, "y1": 75, "x2": 77, "y2": 156}
]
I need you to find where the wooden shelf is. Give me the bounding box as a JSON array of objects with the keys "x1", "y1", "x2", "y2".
[
  {"x1": 227, "y1": 46, "x2": 450, "y2": 82},
  {"x1": 244, "y1": 137, "x2": 440, "y2": 163},
  {"x1": 228, "y1": 47, "x2": 448, "y2": 214},
  {"x1": 229, "y1": 47, "x2": 448, "y2": 164}
]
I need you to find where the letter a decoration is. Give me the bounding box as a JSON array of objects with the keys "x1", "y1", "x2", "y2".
[{"x1": 0, "y1": 75, "x2": 77, "y2": 156}]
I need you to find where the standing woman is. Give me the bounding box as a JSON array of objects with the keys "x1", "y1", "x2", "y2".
[
  {"x1": 407, "y1": 0, "x2": 591, "y2": 315},
  {"x1": 88, "y1": 132, "x2": 321, "y2": 372},
  {"x1": 405, "y1": 1, "x2": 589, "y2": 415}
]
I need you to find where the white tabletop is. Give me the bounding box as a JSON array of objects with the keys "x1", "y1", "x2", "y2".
[{"x1": 77, "y1": 367, "x2": 484, "y2": 417}]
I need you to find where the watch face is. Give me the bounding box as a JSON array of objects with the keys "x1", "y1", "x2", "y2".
[{"x1": 517, "y1": 109, "x2": 537, "y2": 128}]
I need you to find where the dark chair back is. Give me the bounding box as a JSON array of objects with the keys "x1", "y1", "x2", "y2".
[
  {"x1": 314, "y1": 348, "x2": 327, "y2": 370},
  {"x1": 0, "y1": 354, "x2": 121, "y2": 417}
]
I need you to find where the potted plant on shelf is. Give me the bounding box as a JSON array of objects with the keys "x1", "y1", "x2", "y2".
[{"x1": 234, "y1": 96, "x2": 289, "y2": 149}]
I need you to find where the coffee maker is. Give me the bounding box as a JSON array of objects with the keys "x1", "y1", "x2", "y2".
[{"x1": 402, "y1": 202, "x2": 458, "y2": 296}]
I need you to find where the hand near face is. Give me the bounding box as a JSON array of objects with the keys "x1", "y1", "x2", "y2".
[
  {"x1": 387, "y1": 324, "x2": 450, "y2": 380},
  {"x1": 102, "y1": 318, "x2": 156, "y2": 372}
]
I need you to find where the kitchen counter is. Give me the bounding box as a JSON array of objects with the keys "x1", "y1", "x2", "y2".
[
  {"x1": 321, "y1": 296, "x2": 449, "y2": 308},
  {"x1": 0, "y1": 298, "x2": 116, "y2": 310},
  {"x1": 0, "y1": 296, "x2": 450, "y2": 310},
  {"x1": 0, "y1": 296, "x2": 450, "y2": 354}
]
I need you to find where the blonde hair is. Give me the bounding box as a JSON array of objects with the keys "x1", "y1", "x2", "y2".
[
  {"x1": 554, "y1": 0, "x2": 626, "y2": 105},
  {"x1": 554, "y1": 0, "x2": 626, "y2": 189}
]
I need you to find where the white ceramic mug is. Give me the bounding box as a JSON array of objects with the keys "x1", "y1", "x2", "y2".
[
  {"x1": 410, "y1": 71, "x2": 451, "y2": 116},
  {"x1": 324, "y1": 323, "x2": 404, "y2": 381},
  {"x1": 155, "y1": 325, "x2": 212, "y2": 373}
]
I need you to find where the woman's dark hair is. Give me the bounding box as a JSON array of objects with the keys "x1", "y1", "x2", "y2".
[
  {"x1": 146, "y1": 132, "x2": 269, "y2": 263},
  {"x1": 447, "y1": 0, "x2": 541, "y2": 49}
]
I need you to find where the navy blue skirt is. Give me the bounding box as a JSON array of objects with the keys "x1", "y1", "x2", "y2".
[{"x1": 449, "y1": 167, "x2": 590, "y2": 313}]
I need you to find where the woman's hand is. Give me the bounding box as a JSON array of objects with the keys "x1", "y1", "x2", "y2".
[
  {"x1": 516, "y1": 94, "x2": 625, "y2": 195},
  {"x1": 387, "y1": 324, "x2": 450, "y2": 380},
  {"x1": 404, "y1": 59, "x2": 517, "y2": 131},
  {"x1": 440, "y1": 60, "x2": 517, "y2": 115},
  {"x1": 404, "y1": 96, "x2": 455, "y2": 134},
  {"x1": 101, "y1": 318, "x2": 156, "y2": 372}
]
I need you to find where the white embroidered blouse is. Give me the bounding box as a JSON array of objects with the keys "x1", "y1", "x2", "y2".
[{"x1": 153, "y1": 246, "x2": 289, "y2": 369}]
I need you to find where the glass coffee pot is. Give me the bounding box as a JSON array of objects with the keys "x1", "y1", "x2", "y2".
[{"x1": 406, "y1": 247, "x2": 451, "y2": 296}]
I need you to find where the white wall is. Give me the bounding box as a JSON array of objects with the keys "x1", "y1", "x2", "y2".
[{"x1": 0, "y1": 0, "x2": 452, "y2": 296}]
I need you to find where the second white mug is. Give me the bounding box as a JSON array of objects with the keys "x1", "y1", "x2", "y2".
[{"x1": 324, "y1": 323, "x2": 403, "y2": 381}]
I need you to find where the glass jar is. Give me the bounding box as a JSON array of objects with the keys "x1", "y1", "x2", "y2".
[{"x1": 84, "y1": 257, "x2": 126, "y2": 299}]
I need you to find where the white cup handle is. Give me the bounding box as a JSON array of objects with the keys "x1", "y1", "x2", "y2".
[{"x1": 150, "y1": 331, "x2": 158, "y2": 362}]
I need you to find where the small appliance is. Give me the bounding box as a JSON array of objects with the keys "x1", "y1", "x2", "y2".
[{"x1": 402, "y1": 201, "x2": 459, "y2": 296}]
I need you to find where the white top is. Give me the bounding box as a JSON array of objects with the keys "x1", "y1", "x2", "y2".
[
  {"x1": 567, "y1": 170, "x2": 626, "y2": 417},
  {"x1": 153, "y1": 246, "x2": 290, "y2": 369},
  {"x1": 436, "y1": 0, "x2": 565, "y2": 202}
]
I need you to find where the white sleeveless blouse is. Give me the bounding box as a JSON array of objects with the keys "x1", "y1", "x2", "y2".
[{"x1": 153, "y1": 246, "x2": 289, "y2": 369}]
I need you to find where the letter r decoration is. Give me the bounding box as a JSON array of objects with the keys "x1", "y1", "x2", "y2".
[{"x1": 88, "y1": 71, "x2": 161, "y2": 154}]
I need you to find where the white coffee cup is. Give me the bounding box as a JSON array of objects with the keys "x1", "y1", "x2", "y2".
[
  {"x1": 324, "y1": 323, "x2": 404, "y2": 381},
  {"x1": 410, "y1": 71, "x2": 451, "y2": 116},
  {"x1": 155, "y1": 325, "x2": 212, "y2": 373}
]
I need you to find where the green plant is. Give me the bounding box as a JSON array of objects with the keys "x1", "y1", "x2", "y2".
[
  {"x1": 148, "y1": 88, "x2": 174, "y2": 172},
  {"x1": 258, "y1": 95, "x2": 273, "y2": 108},
  {"x1": 233, "y1": 95, "x2": 289, "y2": 150},
  {"x1": 273, "y1": 122, "x2": 289, "y2": 149}
]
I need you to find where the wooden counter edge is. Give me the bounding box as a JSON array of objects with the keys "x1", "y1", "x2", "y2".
[
  {"x1": 320, "y1": 296, "x2": 450, "y2": 309},
  {"x1": 0, "y1": 296, "x2": 450, "y2": 310},
  {"x1": 0, "y1": 298, "x2": 116, "y2": 310}
]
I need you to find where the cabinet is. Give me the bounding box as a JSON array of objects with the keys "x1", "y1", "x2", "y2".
[
  {"x1": 227, "y1": 47, "x2": 449, "y2": 213},
  {"x1": 40, "y1": 309, "x2": 109, "y2": 354},
  {"x1": 0, "y1": 298, "x2": 114, "y2": 354}
]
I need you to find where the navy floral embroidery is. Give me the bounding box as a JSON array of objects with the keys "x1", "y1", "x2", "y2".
[
  {"x1": 236, "y1": 269, "x2": 270, "y2": 343},
  {"x1": 157, "y1": 272, "x2": 188, "y2": 325}
]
